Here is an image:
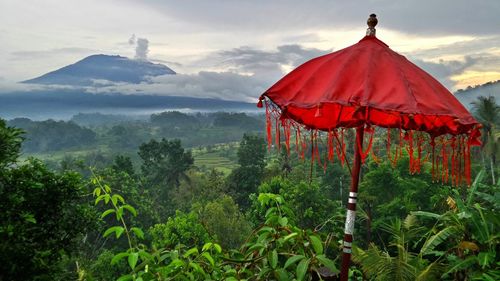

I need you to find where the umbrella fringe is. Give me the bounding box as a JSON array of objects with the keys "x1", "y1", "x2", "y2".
[{"x1": 263, "y1": 99, "x2": 474, "y2": 186}]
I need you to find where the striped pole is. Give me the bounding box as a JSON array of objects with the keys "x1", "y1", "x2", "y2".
[{"x1": 340, "y1": 126, "x2": 364, "y2": 281}]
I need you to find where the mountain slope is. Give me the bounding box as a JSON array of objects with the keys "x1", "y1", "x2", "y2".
[
  {"x1": 454, "y1": 80, "x2": 500, "y2": 110},
  {"x1": 22, "y1": 54, "x2": 175, "y2": 85}
]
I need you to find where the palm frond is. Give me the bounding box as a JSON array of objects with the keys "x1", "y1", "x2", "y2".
[{"x1": 420, "y1": 226, "x2": 458, "y2": 256}]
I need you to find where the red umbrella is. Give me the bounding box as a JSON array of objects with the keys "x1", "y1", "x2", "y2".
[{"x1": 257, "y1": 14, "x2": 481, "y2": 280}]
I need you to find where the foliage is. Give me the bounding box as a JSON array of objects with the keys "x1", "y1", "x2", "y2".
[
  {"x1": 112, "y1": 155, "x2": 136, "y2": 177},
  {"x1": 472, "y1": 95, "x2": 499, "y2": 184},
  {"x1": 212, "y1": 112, "x2": 264, "y2": 130},
  {"x1": 413, "y1": 171, "x2": 500, "y2": 280},
  {"x1": 139, "y1": 138, "x2": 193, "y2": 188},
  {"x1": 255, "y1": 177, "x2": 343, "y2": 234},
  {"x1": 353, "y1": 215, "x2": 444, "y2": 281},
  {"x1": 227, "y1": 134, "x2": 266, "y2": 208},
  {"x1": 0, "y1": 159, "x2": 97, "y2": 281},
  {"x1": 150, "y1": 111, "x2": 200, "y2": 129},
  {"x1": 92, "y1": 178, "x2": 339, "y2": 280},
  {"x1": 8, "y1": 118, "x2": 96, "y2": 152},
  {"x1": 195, "y1": 195, "x2": 253, "y2": 249},
  {"x1": 149, "y1": 211, "x2": 210, "y2": 249},
  {"x1": 0, "y1": 118, "x2": 24, "y2": 167}
]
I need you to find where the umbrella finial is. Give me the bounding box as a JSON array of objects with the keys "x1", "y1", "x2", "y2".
[{"x1": 366, "y1": 14, "x2": 378, "y2": 36}]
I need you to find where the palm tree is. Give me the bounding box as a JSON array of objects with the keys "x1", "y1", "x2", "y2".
[{"x1": 472, "y1": 96, "x2": 499, "y2": 184}]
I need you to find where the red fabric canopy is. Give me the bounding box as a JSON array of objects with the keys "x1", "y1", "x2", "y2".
[
  {"x1": 258, "y1": 35, "x2": 481, "y2": 186},
  {"x1": 260, "y1": 36, "x2": 479, "y2": 138}
]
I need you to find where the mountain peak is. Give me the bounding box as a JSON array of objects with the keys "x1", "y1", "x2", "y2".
[{"x1": 22, "y1": 54, "x2": 175, "y2": 86}]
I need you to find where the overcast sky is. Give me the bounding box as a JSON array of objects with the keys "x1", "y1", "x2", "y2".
[{"x1": 1, "y1": 0, "x2": 499, "y2": 101}]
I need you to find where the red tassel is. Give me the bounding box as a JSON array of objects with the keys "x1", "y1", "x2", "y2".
[
  {"x1": 295, "y1": 126, "x2": 300, "y2": 155},
  {"x1": 387, "y1": 128, "x2": 392, "y2": 163},
  {"x1": 283, "y1": 120, "x2": 291, "y2": 154},
  {"x1": 431, "y1": 137, "x2": 436, "y2": 181},
  {"x1": 442, "y1": 138, "x2": 449, "y2": 183},
  {"x1": 265, "y1": 101, "x2": 272, "y2": 150},
  {"x1": 301, "y1": 134, "x2": 307, "y2": 160},
  {"x1": 406, "y1": 131, "x2": 415, "y2": 174},
  {"x1": 416, "y1": 133, "x2": 423, "y2": 174},
  {"x1": 275, "y1": 117, "x2": 281, "y2": 150},
  {"x1": 357, "y1": 126, "x2": 374, "y2": 164},
  {"x1": 257, "y1": 98, "x2": 263, "y2": 108},
  {"x1": 465, "y1": 138, "x2": 471, "y2": 185},
  {"x1": 328, "y1": 130, "x2": 334, "y2": 162},
  {"x1": 339, "y1": 129, "x2": 346, "y2": 167},
  {"x1": 451, "y1": 137, "x2": 457, "y2": 186}
]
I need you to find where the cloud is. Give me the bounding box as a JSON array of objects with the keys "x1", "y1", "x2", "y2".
[
  {"x1": 10, "y1": 47, "x2": 99, "y2": 60},
  {"x1": 137, "y1": 0, "x2": 500, "y2": 36},
  {"x1": 200, "y1": 44, "x2": 330, "y2": 79},
  {"x1": 82, "y1": 71, "x2": 268, "y2": 102},
  {"x1": 135, "y1": 38, "x2": 149, "y2": 60},
  {"x1": 412, "y1": 56, "x2": 479, "y2": 89},
  {"x1": 128, "y1": 34, "x2": 136, "y2": 45}
]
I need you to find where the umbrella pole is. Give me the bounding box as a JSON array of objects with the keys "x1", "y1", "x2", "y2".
[{"x1": 340, "y1": 126, "x2": 364, "y2": 281}]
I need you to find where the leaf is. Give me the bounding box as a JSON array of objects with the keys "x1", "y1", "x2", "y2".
[
  {"x1": 284, "y1": 255, "x2": 305, "y2": 269},
  {"x1": 95, "y1": 194, "x2": 107, "y2": 205},
  {"x1": 296, "y1": 258, "x2": 310, "y2": 281},
  {"x1": 442, "y1": 256, "x2": 477, "y2": 276},
  {"x1": 458, "y1": 241, "x2": 479, "y2": 251},
  {"x1": 93, "y1": 187, "x2": 101, "y2": 197},
  {"x1": 123, "y1": 204, "x2": 137, "y2": 217},
  {"x1": 283, "y1": 232, "x2": 298, "y2": 242},
  {"x1": 103, "y1": 226, "x2": 125, "y2": 238},
  {"x1": 316, "y1": 255, "x2": 339, "y2": 274},
  {"x1": 113, "y1": 194, "x2": 125, "y2": 204},
  {"x1": 138, "y1": 250, "x2": 153, "y2": 261},
  {"x1": 421, "y1": 226, "x2": 457, "y2": 255},
  {"x1": 101, "y1": 209, "x2": 115, "y2": 219},
  {"x1": 412, "y1": 211, "x2": 442, "y2": 220},
  {"x1": 309, "y1": 235, "x2": 323, "y2": 255},
  {"x1": 116, "y1": 207, "x2": 124, "y2": 220},
  {"x1": 478, "y1": 252, "x2": 494, "y2": 268},
  {"x1": 189, "y1": 262, "x2": 205, "y2": 275},
  {"x1": 131, "y1": 227, "x2": 144, "y2": 239},
  {"x1": 116, "y1": 275, "x2": 133, "y2": 281},
  {"x1": 183, "y1": 247, "x2": 199, "y2": 258},
  {"x1": 103, "y1": 184, "x2": 112, "y2": 193},
  {"x1": 128, "y1": 252, "x2": 139, "y2": 270},
  {"x1": 278, "y1": 217, "x2": 288, "y2": 227},
  {"x1": 111, "y1": 252, "x2": 129, "y2": 265},
  {"x1": 202, "y1": 252, "x2": 214, "y2": 267},
  {"x1": 274, "y1": 269, "x2": 289, "y2": 281},
  {"x1": 202, "y1": 242, "x2": 213, "y2": 252},
  {"x1": 269, "y1": 249, "x2": 278, "y2": 269},
  {"x1": 213, "y1": 244, "x2": 222, "y2": 254}
]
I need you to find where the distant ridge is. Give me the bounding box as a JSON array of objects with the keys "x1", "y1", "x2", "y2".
[
  {"x1": 454, "y1": 80, "x2": 500, "y2": 110},
  {"x1": 22, "y1": 54, "x2": 175, "y2": 86}
]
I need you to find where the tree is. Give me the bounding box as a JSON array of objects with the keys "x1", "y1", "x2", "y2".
[
  {"x1": 0, "y1": 118, "x2": 23, "y2": 167},
  {"x1": 138, "y1": 138, "x2": 193, "y2": 191},
  {"x1": 472, "y1": 96, "x2": 499, "y2": 184},
  {"x1": 112, "y1": 155, "x2": 136, "y2": 177},
  {"x1": 227, "y1": 134, "x2": 266, "y2": 208},
  {"x1": 196, "y1": 195, "x2": 252, "y2": 249},
  {"x1": 0, "y1": 159, "x2": 97, "y2": 281},
  {"x1": 149, "y1": 210, "x2": 210, "y2": 249}
]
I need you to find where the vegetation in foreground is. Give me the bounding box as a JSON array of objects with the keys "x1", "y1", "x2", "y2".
[{"x1": 0, "y1": 96, "x2": 499, "y2": 280}]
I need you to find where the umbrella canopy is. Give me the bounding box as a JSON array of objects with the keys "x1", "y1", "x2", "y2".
[
  {"x1": 260, "y1": 35, "x2": 478, "y2": 136},
  {"x1": 258, "y1": 15, "x2": 481, "y2": 185},
  {"x1": 257, "y1": 14, "x2": 481, "y2": 281}
]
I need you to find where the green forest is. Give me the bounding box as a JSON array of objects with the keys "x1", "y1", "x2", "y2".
[{"x1": 1, "y1": 96, "x2": 499, "y2": 281}]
